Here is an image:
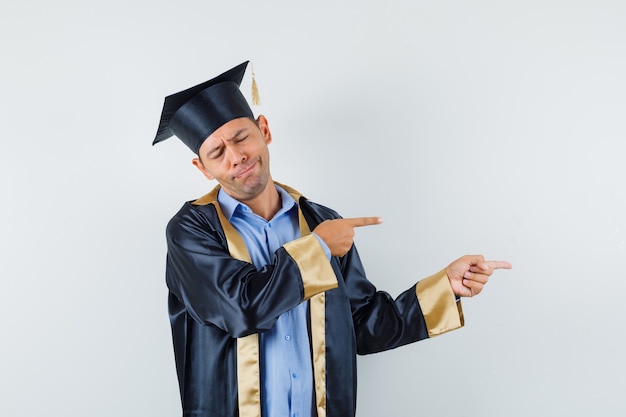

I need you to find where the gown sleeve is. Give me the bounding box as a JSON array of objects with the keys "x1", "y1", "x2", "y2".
[
  {"x1": 165, "y1": 202, "x2": 337, "y2": 338},
  {"x1": 339, "y1": 245, "x2": 463, "y2": 354},
  {"x1": 300, "y1": 199, "x2": 463, "y2": 355}
]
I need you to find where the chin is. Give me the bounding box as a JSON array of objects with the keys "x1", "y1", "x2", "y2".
[{"x1": 235, "y1": 180, "x2": 267, "y2": 199}]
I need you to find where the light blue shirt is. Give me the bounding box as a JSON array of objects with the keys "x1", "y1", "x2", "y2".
[{"x1": 218, "y1": 185, "x2": 322, "y2": 417}]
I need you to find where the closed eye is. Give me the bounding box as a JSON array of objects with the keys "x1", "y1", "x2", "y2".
[{"x1": 207, "y1": 146, "x2": 224, "y2": 160}]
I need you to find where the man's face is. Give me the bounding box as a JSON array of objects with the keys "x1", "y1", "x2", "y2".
[{"x1": 193, "y1": 116, "x2": 273, "y2": 202}]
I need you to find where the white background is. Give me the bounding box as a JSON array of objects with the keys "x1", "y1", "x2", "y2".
[{"x1": 2, "y1": 1, "x2": 625, "y2": 416}]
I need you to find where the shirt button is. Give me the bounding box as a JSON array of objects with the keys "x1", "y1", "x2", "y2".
[
  {"x1": 285, "y1": 335, "x2": 291, "y2": 341},
  {"x1": 292, "y1": 373, "x2": 297, "y2": 379}
]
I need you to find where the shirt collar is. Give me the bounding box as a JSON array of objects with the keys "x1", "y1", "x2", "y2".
[{"x1": 217, "y1": 184, "x2": 298, "y2": 221}]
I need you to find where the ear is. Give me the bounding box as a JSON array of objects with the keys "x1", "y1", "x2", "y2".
[
  {"x1": 192, "y1": 157, "x2": 215, "y2": 181},
  {"x1": 256, "y1": 114, "x2": 272, "y2": 145}
]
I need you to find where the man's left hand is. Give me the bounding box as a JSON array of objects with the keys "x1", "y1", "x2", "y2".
[{"x1": 445, "y1": 255, "x2": 512, "y2": 297}]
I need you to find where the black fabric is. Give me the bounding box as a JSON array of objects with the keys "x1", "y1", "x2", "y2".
[
  {"x1": 153, "y1": 61, "x2": 253, "y2": 153},
  {"x1": 165, "y1": 195, "x2": 431, "y2": 417}
]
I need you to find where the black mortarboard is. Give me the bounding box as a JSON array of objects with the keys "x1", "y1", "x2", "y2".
[{"x1": 152, "y1": 61, "x2": 254, "y2": 154}]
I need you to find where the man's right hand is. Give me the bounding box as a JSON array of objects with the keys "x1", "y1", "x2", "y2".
[{"x1": 313, "y1": 217, "x2": 382, "y2": 257}]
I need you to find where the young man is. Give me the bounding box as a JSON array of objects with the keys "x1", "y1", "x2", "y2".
[{"x1": 153, "y1": 61, "x2": 511, "y2": 417}]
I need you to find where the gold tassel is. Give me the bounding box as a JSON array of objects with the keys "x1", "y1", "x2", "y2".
[{"x1": 251, "y1": 63, "x2": 261, "y2": 105}]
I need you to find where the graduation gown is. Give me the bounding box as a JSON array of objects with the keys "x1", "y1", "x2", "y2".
[{"x1": 165, "y1": 183, "x2": 464, "y2": 417}]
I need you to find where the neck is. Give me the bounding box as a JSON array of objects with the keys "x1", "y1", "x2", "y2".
[{"x1": 242, "y1": 179, "x2": 281, "y2": 221}]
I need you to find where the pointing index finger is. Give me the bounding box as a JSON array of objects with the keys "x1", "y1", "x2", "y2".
[
  {"x1": 483, "y1": 260, "x2": 513, "y2": 270},
  {"x1": 344, "y1": 217, "x2": 383, "y2": 228}
]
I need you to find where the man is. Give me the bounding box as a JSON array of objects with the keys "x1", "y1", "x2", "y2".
[{"x1": 153, "y1": 61, "x2": 511, "y2": 417}]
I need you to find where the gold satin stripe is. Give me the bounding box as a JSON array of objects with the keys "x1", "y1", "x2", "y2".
[
  {"x1": 192, "y1": 185, "x2": 261, "y2": 417},
  {"x1": 216, "y1": 207, "x2": 253, "y2": 264},
  {"x1": 213, "y1": 199, "x2": 261, "y2": 416},
  {"x1": 193, "y1": 185, "x2": 253, "y2": 264},
  {"x1": 290, "y1": 189, "x2": 328, "y2": 417},
  {"x1": 236, "y1": 334, "x2": 261, "y2": 417},
  {"x1": 275, "y1": 181, "x2": 305, "y2": 201},
  {"x1": 191, "y1": 184, "x2": 220, "y2": 206},
  {"x1": 415, "y1": 269, "x2": 464, "y2": 337},
  {"x1": 283, "y1": 235, "x2": 338, "y2": 300},
  {"x1": 297, "y1": 205, "x2": 311, "y2": 236},
  {"x1": 309, "y1": 293, "x2": 327, "y2": 417}
]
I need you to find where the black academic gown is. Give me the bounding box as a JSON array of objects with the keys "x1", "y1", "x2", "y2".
[{"x1": 165, "y1": 183, "x2": 464, "y2": 417}]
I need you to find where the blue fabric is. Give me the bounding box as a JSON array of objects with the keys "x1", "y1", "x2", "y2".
[{"x1": 218, "y1": 185, "x2": 321, "y2": 417}]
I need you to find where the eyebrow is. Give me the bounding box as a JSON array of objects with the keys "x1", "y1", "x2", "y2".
[{"x1": 205, "y1": 127, "x2": 248, "y2": 158}]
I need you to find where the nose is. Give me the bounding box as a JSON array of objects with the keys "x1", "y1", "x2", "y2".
[{"x1": 226, "y1": 146, "x2": 247, "y2": 166}]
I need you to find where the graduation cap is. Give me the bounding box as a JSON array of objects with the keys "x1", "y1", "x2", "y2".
[{"x1": 152, "y1": 61, "x2": 258, "y2": 154}]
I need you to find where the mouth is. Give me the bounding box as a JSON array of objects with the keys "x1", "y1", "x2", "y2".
[{"x1": 234, "y1": 161, "x2": 257, "y2": 179}]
